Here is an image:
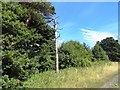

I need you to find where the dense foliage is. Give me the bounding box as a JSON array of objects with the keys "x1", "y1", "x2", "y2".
[
  {"x1": 2, "y1": 2, "x2": 56, "y2": 89},
  {"x1": 92, "y1": 41, "x2": 109, "y2": 61},
  {"x1": 59, "y1": 40, "x2": 92, "y2": 69},
  {"x1": 99, "y1": 37, "x2": 120, "y2": 62}
]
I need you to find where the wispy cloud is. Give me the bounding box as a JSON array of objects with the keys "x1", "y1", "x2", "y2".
[
  {"x1": 81, "y1": 28, "x2": 116, "y2": 46},
  {"x1": 62, "y1": 22, "x2": 75, "y2": 31}
]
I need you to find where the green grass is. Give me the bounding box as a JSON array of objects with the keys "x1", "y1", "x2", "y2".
[
  {"x1": 0, "y1": 61, "x2": 2, "y2": 89},
  {"x1": 111, "y1": 83, "x2": 119, "y2": 88},
  {"x1": 23, "y1": 62, "x2": 118, "y2": 88}
]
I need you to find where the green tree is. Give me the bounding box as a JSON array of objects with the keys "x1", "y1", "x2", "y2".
[
  {"x1": 59, "y1": 40, "x2": 92, "y2": 69},
  {"x1": 99, "y1": 37, "x2": 120, "y2": 62},
  {"x1": 92, "y1": 41, "x2": 109, "y2": 61},
  {"x1": 2, "y1": 2, "x2": 56, "y2": 88}
]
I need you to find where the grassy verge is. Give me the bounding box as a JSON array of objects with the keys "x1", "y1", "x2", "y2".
[
  {"x1": 0, "y1": 61, "x2": 2, "y2": 89},
  {"x1": 23, "y1": 62, "x2": 118, "y2": 88}
]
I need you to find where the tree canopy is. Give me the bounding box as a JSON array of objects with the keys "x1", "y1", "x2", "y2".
[
  {"x1": 59, "y1": 40, "x2": 92, "y2": 68},
  {"x1": 99, "y1": 37, "x2": 120, "y2": 62},
  {"x1": 2, "y1": 2, "x2": 56, "y2": 89},
  {"x1": 92, "y1": 41, "x2": 109, "y2": 61}
]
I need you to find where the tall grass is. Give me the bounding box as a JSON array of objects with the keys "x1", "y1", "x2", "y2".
[
  {"x1": 23, "y1": 62, "x2": 118, "y2": 88},
  {"x1": 0, "y1": 61, "x2": 2, "y2": 89}
]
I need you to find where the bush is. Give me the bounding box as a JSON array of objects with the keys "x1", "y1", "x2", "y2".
[
  {"x1": 2, "y1": 75, "x2": 23, "y2": 89},
  {"x1": 2, "y1": 50, "x2": 38, "y2": 81},
  {"x1": 59, "y1": 40, "x2": 92, "y2": 69}
]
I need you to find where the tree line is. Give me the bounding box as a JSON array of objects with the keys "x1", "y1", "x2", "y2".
[{"x1": 1, "y1": 2, "x2": 120, "y2": 89}]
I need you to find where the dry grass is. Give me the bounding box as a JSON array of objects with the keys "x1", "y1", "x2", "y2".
[
  {"x1": 0, "y1": 60, "x2": 1, "y2": 64},
  {"x1": 23, "y1": 62, "x2": 118, "y2": 88}
]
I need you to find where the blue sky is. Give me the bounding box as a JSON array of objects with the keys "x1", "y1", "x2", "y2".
[{"x1": 52, "y1": 2, "x2": 118, "y2": 47}]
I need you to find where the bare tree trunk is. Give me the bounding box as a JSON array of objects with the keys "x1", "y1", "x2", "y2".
[{"x1": 54, "y1": 19, "x2": 59, "y2": 73}]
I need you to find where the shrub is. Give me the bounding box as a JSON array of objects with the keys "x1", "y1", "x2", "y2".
[
  {"x1": 2, "y1": 75, "x2": 23, "y2": 89},
  {"x1": 59, "y1": 40, "x2": 92, "y2": 69}
]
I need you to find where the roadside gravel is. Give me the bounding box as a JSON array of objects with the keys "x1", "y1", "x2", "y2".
[{"x1": 100, "y1": 74, "x2": 119, "y2": 88}]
